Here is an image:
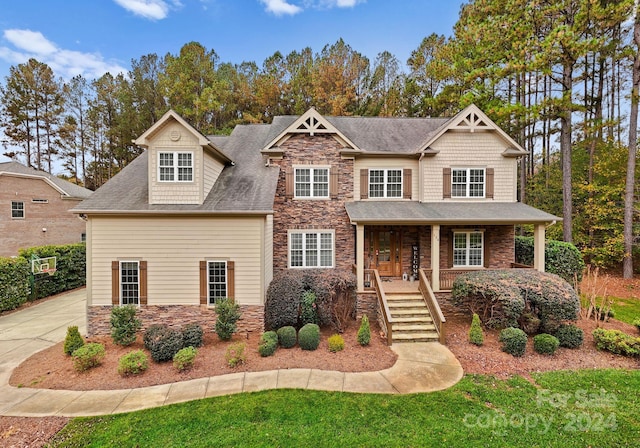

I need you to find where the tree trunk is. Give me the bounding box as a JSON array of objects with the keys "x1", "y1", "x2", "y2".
[
  {"x1": 623, "y1": 6, "x2": 640, "y2": 279},
  {"x1": 561, "y1": 60, "x2": 574, "y2": 243}
]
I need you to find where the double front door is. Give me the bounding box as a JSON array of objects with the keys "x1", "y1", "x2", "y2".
[{"x1": 371, "y1": 229, "x2": 401, "y2": 277}]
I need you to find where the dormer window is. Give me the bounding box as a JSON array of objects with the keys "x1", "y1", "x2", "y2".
[
  {"x1": 452, "y1": 168, "x2": 485, "y2": 198},
  {"x1": 159, "y1": 151, "x2": 193, "y2": 182}
]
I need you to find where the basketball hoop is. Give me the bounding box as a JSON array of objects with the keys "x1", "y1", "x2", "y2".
[{"x1": 31, "y1": 255, "x2": 57, "y2": 276}]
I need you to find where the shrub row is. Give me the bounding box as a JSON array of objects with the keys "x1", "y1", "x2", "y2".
[
  {"x1": 265, "y1": 270, "x2": 357, "y2": 332},
  {"x1": 515, "y1": 236, "x2": 585, "y2": 283},
  {"x1": 0, "y1": 257, "x2": 30, "y2": 312},
  {"x1": 452, "y1": 270, "x2": 580, "y2": 331}
]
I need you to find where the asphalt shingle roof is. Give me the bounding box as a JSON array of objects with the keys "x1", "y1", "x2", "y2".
[
  {"x1": 345, "y1": 201, "x2": 562, "y2": 224},
  {"x1": 0, "y1": 161, "x2": 93, "y2": 199}
]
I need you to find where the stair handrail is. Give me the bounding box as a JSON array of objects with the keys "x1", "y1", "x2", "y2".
[
  {"x1": 419, "y1": 268, "x2": 446, "y2": 344},
  {"x1": 371, "y1": 269, "x2": 394, "y2": 346}
]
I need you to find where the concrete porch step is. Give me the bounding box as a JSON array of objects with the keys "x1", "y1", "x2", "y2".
[
  {"x1": 392, "y1": 323, "x2": 437, "y2": 332},
  {"x1": 392, "y1": 315, "x2": 433, "y2": 324},
  {"x1": 392, "y1": 332, "x2": 440, "y2": 342},
  {"x1": 387, "y1": 301, "x2": 427, "y2": 309}
]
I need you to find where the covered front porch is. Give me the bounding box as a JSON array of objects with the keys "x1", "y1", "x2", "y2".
[{"x1": 346, "y1": 201, "x2": 560, "y2": 293}]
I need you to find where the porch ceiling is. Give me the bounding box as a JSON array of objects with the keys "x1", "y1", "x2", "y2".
[{"x1": 345, "y1": 201, "x2": 562, "y2": 225}]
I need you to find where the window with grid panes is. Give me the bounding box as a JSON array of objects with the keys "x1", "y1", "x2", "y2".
[
  {"x1": 295, "y1": 167, "x2": 329, "y2": 198},
  {"x1": 120, "y1": 261, "x2": 140, "y2": 305},
  {"x1": 208, "y1": 261, "x2": 227, "y2": 304},
  {"x1": 289, "y1": 231, "x2": 334, "y2": 268},
  {"x1": 453, "y1": 232, "x2": 483, "y2": 267},
  {"x1": 11, "y1": 201, "x2": 24, "y2": 219},
  {"x1": 369, "y1": 169, "x2": 402, "y2": 198},
  {"x1": 158, "y1": 151, "x2": 193, "y2": 182},
  {"x1": 452, "y1": 168, "x2": 485, "y2": 198}
]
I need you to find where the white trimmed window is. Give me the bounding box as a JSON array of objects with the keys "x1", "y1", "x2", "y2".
[
  {"x1": 208, "y1": 261, "x2": 228, "y2": 304},
  {"x1": 158, "y1": 151, "x2": 193, "y2": 182},
  {"x1": 453, "y1": 232, "x2": 484, "y2": 267},
  {"x1": 369, "y1": 169, "x2": 402, "y2": 198},
  {"x1": 295, "y1": 167, "x2": 329, "y2": 198},
  {"x1": 289, "y1": 231, "x2": 334, "y2": 268},
  {"x1": 120, "y1": 261, "x2": 140, "y2": 305},
  {"x1": 452, "y1": 168, "x2": 485, "y2": 198},
  {"x1": 11, "y1": 201, "x2": 24, "y2": 219}
]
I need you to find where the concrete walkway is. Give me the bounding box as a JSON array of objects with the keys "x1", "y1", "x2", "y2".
[{"x1": 0, "y1": 289, "x2": 463, "y2": 417}]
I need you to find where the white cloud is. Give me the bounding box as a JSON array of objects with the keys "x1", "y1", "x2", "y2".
[
  {"x1": 334, "y1": 0, "x2": 361, "y2": 7},
  {"x1": 0, "y1": 29, "x2": 127, "y2": 80},
  {"x1": 113, "y1": 0, "x2": 173, "y2": 20},
  {"x1": 260, "y1": 0, "x2": 303, "y2": 16}
]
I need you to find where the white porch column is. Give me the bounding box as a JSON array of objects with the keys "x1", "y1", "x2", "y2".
[
  {"x1": 356, "y1": 223, "x2": 365, "y2": 291},
  {"x1": 431, "y1": 224, "x2": 440, "y2": 292},
  {"x1": 533, "y1": 223, "x2": 546, "y2": 272}
]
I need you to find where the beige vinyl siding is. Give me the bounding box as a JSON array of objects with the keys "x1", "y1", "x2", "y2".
[
  {"x1": 148, "y1": 121, "x2": 203, "y2": 205},
  {"x1": 353, "y1": 158, "x2": 419, "y2": 201},
  {"x1": 203, "y1": 152, "x2": 225, "y2": 197},
  {"x1": 263, "y1": 214, "x2": 273, "y2": 293},
  {"x1": 422, "y1": 131, "x2": 517, "y2": 202},
  {"x1": 89, "y1": 216, "x2": 265, "y2": 306}
]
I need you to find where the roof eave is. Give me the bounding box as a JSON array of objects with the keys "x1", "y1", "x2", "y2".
[{"x1": 72, "y1": 209, "x2": 274, "y2": 216}]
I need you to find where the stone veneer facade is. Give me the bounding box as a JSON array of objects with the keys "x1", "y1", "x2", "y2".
[
  {"x1": 271, "y1": 134, "x2": 355, "y2": 273},
  {"x1": 87, "y1": 305, "x2": 265, "y2": 337}
]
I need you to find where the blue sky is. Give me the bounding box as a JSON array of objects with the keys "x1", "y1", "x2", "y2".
[{"x1": 0, "y1": 0, "x2": 464, "y2": 164}]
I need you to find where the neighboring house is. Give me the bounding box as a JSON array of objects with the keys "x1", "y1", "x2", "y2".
[
  {"x1": 0, "y1": 161, "x2": 92, "y2": 257},
  {"x1": 74, "y1": 105, "x2": 561, "y2": 337}
]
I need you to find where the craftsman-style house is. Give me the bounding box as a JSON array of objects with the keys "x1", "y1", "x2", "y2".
[
  {"x1": 0, "y1": 161, "x2": 92, "y2": 257},
  {"x1": 74, "y1": 105, "x2": 560, "y2": 341}
]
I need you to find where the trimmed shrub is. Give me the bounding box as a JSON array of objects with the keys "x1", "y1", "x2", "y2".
[
  {"x1": 143, "y1": 325, "x2": 183, "y2": 362},
  {"x1": 300, "y1": 290, "x2": 319, "y2": 326},
  {"x1": 357, "y1": 315, "x2": 371, "y2": 346},
  {"x1": 533, "y1": 333, "x2": 560, "y2": 355},
  {"x1": 19, "y1": 243, "x2": 86, "y2": 300},
  {"x1": 468, "y1": 313, "x2": 484, "y2": 346},
  {"x1": 64, "y1": 325, "x2": 85, "y2": 355},
  {"x1": 225, "y1": 342, "x2": 246, "y2": 367},
  {"x1": 72, "y1": 343, "x2": 105, "y2": 372},
  {"x1": 276, "y1": 326, "x2": 297, "y2": 348},
  {"x1": 499, "y1": 327, "x2": 527, "y2": 357},
  {"x1": 328, "y1": 334, "x2": 345, "y2": 352},
  {"x1": 215, "y1": 299, "x2": 241, "y2": 341},
  {"x1": 452, "y1": 270, "x2": 580, "y2": 330},
  {"x1": 0, "y1": 257, "x2": 30, "y2": 312},
  {"x1": 118, "y1": 350, "x2": 148, "y2": 376},
  {"x1": 298, "y1": 323, "x2": 320, "y2": 351},
  {"x1": 181, "y1": 323, "x2": 204, "y2": 348},
  {"x1": 519, "y1": 312, "x2": 541, "y2": 335},
  {"x1": 555, "y1": 324, "x2": 584, "y2": 349},
  {"x1": 258, "y1": 331, "x2": 278, "y2": 357},
  {"x1": 265, "y1": 270, "x2": 357, "y2": 332},
  {"x1": 173, "y1": 346, "x2": 198, "y2": 371},
  {"x1": 110, "y1": 305, "x2": 141, "y2": 346},
  {"x1": 515, "y1": 236, "x2": 585, "y2": 283},
  {"x1": 592, "y1": 329, "x2": 640, "y2": 357}
]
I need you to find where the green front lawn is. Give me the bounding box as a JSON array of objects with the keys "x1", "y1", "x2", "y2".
[
  {"x1": 609, "y1": 296, "x2": 640, "y2": 325},
  {"x1": 48, "y1": 369, "x2": 640, "y2": 447}
]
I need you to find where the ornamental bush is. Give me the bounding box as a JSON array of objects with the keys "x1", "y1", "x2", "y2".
[
  {"x1": 110, "y1": 305, "x2": 141, "y2": 346},
  {"x1": 328, "y1": 334, "x2": 345, "y2": 352},
  {"x1": 592, "y1": 328, "x2": 640, "y2": 357},
  {"x1": 258, "y1": 331, "x2": 278, "y2": 357},
  {"x1": 265, "y1": 270, "x2": 357, "y2": 332},
  {"x1": 118, "y1": 350, "x2": 148, "y2": 376},
  {"x1": 215, "y1": 299, "x2": 241, "y2": 341},
  {"x1": 181, "y1": 323, "x2": 204, "y2": 348},
  {"x1": 452, "y1": 270, "x2": 580, "y2": 330},
  {"x1": 499, "y1": 327, "x2": 527, "y2": 357},
  {"x1": 143, "y1": 324, "x2": 183, "y2": 362},
  {"x1": 533, "y1": 333, "x2": 560, "y2": 355},
  {"x1": 300, "y1": 290, "x2": 319, "y2": 326},
  {"x1": 276, "y1": 326, "x2": 297, "y2": 348},
  {"x1": 555, "y1": 324, "x2": 584, "y2": 349},
  {"x1": 173, "y1": 346, "x2": 198, "y2": 371},
  {"x1": 64, "y1": 325, "x2": 85, "y2": 355},
  {"x1": 357, "y1": 315, "x2": 371, "y2": 346},
  {"x1": 468, "y1": 313, "x2": 484, "y2": 346},
  {"x1": 515, "y1": 236, "x2": 585, "y2": 283},
  {"x1": 226, "y1": 342, "x2": 246, "y2": 367},
  {"x1": 298, "y1": 323, "x2": 320, "y2": 351},
  {"x1": 72, "y1": 343, "x2": 105, "y2": 372}
]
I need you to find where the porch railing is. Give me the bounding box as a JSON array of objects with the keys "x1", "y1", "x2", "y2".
[
  {"x1": 418, "y1": 269, "x2": 446, "y2": 344},
  {"x1": 369, "y1": 269, "x2": 394, "y2": 346},
  {"x1": 422, "y1": 266, "x2": 533, "y2": 291}
]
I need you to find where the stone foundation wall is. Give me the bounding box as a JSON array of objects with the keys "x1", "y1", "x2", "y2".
[
  {"x1": 356, "y1": 292, "x2": 378, "y2": 320},
  {"x1": 87, "y1": 304, "x2": 265, "y2": 337}
]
